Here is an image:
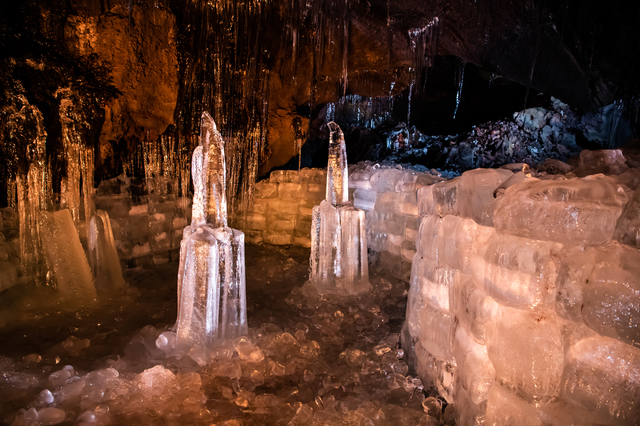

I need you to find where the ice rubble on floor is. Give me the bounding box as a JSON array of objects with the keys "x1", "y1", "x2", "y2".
[
  {"x1": 310, "y1": 122, "x2": 369, "y2": 295},
  {"x1": 6, "y1": 265, "x2": 441, "y2": 426},
  {"x1": 405, "y1": 148, "x2": 640, "y2": 425}
]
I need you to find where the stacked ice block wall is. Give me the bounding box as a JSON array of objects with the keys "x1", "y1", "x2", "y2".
[
  {"x1": 406, "y1": 156, "x2": 640, "y2": 425},
  {"x1": 95, "y1": 175, "x2": 191, "y2": 267},
  {"x1": 348, "y1": 163, "x2": 445, "y2": 281},
  {"x1": 231, "y1": 169, "x2": 327, "y2": 247}
]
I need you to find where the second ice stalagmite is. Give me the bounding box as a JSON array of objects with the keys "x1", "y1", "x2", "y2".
[
  {"x1": 173, "y1": 112, "x2": 247, "y2": 356},
  {"x1": 310, "y1": 122, "x2": 369, "y2": 295}
]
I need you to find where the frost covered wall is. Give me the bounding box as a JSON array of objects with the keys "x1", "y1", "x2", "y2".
[
  {"x1": 405, "y1": 150, "x2": 640, "y2": 425},
  {"x1": 231, "y1": 169, "x2": 327, "y2": 247}
]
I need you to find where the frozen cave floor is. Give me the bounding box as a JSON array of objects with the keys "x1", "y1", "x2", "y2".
[{"x1": 0, "y1": 244, "x2": 446, "y2": 426}]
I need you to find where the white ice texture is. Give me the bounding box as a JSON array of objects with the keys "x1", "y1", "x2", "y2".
[
  {"x1": 174, "y1": 111, "x2": 247, "y2": 352},
  {"x1": 88, "y1": 210, "x2": 125, "y2": 292},
  {"x1": 310, "y1": 122, "x2": 369, "y2": 295}
]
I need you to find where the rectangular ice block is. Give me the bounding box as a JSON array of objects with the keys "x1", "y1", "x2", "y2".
[{"x1": 40, "y1": 209, "x2": 95, "y2": 300}]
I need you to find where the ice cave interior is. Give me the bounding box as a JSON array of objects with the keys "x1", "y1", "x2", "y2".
[{"x1": 1, "y1": 0, "x2": 640, "y2": 425}]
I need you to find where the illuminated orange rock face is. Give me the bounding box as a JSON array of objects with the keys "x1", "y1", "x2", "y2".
[{"x1": 62, "y1": 4, "x2": 179, "y2": 173}]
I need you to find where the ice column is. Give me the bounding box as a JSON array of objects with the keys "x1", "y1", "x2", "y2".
[
  {"x1": 174, "y1": 112, "x2": 247, "y2": 351},
  {"x1": 88, "y1": 210, "x2": 125, "y2": 292},
  {"x1": 310, "y1": 122, "x2": 369, "y2": 295}
]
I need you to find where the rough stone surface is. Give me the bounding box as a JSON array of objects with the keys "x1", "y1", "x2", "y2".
[{"x1": 63, "y1": 4, "x2": 178, "y2": 171}]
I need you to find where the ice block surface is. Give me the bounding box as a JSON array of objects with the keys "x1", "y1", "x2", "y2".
[
  {"x1": 614, "y1": 184, "x2": 640, "y2": 248},
  {"x1": 561, "y1": 325, "x2": 640, "y2": 425},
  {"x1": 493, "y1": 175, "x2": 629, "y2": 245},
  {"x1": 88, "y1": 210, "x2": 125, "y2": 292},
  {"x1": 39, "y1": 209, "x2": 95, "y2": 300},
  {"x1": 484, "y1": 300, "x2": 564, "y2": 398},
  {"x1": 471, "y1": 232, "x2": 562, "y2": 310},
  {"x1": 581, "y1": 242, "x2": 640, "y2": 348}
]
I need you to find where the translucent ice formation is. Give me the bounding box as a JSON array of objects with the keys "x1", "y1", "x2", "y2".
[
  {"x1": 493, "y1": 175, "x2": 629, "y2": 245},
  {"x1": 310, "y1": 122, "x2": 369, "y2": 295},
  {"x1": 326, "y1": 122, "x2": 349, "y2": 206},
  {"x1": 88, "y1": 210, "x2": 125, "y2": 292},
  {"x1": 615, "y1": 184, "x2": 640, "y2": 248},
  {"x1": 39, "y1": 209, "x2": 96, "y2": 300},
  {"x1": 174, "y1": 111, "x2": 247, "y2": 355}
]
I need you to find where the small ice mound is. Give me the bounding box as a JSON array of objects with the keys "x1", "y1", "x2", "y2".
[
  {"x1": 12, "y1": 407, "x2": 66, "y2": 426},
  {"x1": 137, "y1": 365, "x2": 175, "y2": 395}
]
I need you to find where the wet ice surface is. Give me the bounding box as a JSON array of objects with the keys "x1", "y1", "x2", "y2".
[{"x1": 1, "y1": 244, "x2": 445, "y2": 426}]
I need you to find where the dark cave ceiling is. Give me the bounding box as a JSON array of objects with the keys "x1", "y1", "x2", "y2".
[{"x1": 0, "y1": 0, "x2": 639, "y2": 183}]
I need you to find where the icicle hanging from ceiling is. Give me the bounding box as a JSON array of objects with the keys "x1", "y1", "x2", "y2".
[{"x1": 178, "y1": 0, "x2": 274, "y2": 213}]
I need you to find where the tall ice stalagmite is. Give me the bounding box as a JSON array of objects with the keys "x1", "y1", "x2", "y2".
[
  {"x1": 310, "y1": 122, "x2": 369, "y2": 295},
  {"x1": 174, "y1": 112, "x2": 247, "y2": 355}
]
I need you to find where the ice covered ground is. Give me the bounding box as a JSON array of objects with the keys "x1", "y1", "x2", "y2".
[{"x1": 0, "y1": 244, "x2": 446, "y2": 426}]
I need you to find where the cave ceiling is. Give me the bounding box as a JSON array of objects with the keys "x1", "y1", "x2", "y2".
[{"x1": 0, "y1": 0, "x2": 638, "y2": 182}]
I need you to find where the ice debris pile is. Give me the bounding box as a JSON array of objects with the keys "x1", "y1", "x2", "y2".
[
  {"x1": 310, "y1": 122, "x2": 369, "y2": 295},
  {"x1": 5, "y1": 257, "x2": 445, "y2": 426},
  {"x1": 405, "y1": 148, "x2": 640, "y2": 425},
  {"x1": 231, "y1": 168, "x2": 327, "y2": 247}
]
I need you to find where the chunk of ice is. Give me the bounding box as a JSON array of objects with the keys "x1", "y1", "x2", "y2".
[
  {"x1": 39, "y1": 209, "x2": 95, "y2": 300},
  {"x1": 484, "y1": 300, "x2": 564, "y2": 398},
  {"x1": 561, "y1": 325, "x2": 640, "y2": 425},
  {"x1": 326, "y1": 122, "x2": 349, "y2": 206},
  {"x1": 176, "y1": 226, "x2": 247, "y2": 348},
  {"x1": 493, "y1": 175, "x2": 629, "y2": 245},
  {"x1": 88, "y1": 210, "x2": 125, "y2": 292}
]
